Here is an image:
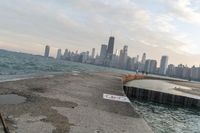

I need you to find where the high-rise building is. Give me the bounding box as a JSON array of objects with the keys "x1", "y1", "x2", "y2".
[
  {"x1": 149, "y1": 60, "x2": 157, "y2": 74},
  {"x1": 104, "y1": 36, "x2": 115, "y2": 66},
  {"x1": 95, "y1": 44, "x2": 107, "y2": 65},
  {"x1": 136, "y1": 55, "x2": 139, "y2": 63},
  {"x1": 166, "y1": 64, "x2": 176, "y2": 76},
  {"x1": 44, "y1": 45, "x2": 50, "y2": 57},
  {"x1": 91, "y1": 48, "x2": 95, "y2": 59},
  {"x1": 100, "y1": 44, "x2": 107, "y2": 58},
  {"x1": 126, "y1": 57, "x2": 132, "y2": 70},
  {"x1": 159, "y1": 56, "x2": 169, "y2": 75},
  {"x1": 110, "y1": 54, "x2": 119, "y2": 68},
  {"x1": 190, "y1": 66, "x2": 199, "y2": 80},
  {"x1": 80, "y1": 52, "x2": 87, "y2": 63},
  {"x1": 176, "y1": 64, "x2": 184, "y2": 78},
  {"x1": 118, "y1": 49, "x2": 124, "y2": 68},
  {"x1": 107, "y1": 36, "x2": 115, "y2": 57},
  {"x1": 131, "y1": 57, "x2": 137, "y2": 70},
  {"x1": 182, "y1": 66, "x2": 190, "y2": 79},
  {"x1": 122, "y1": 45, "x2": 128, "y2": 69},
  {"x1": 118, "y1": 45, "x2": 128, "y2": 69},
  {"x1": 64, "y1": 49, "x2": 68, "y2": 59},
  {"x1": 56, "y1": 49, "x2": 62, "y2": 59},
  {"x1": 141, "y1": 53, "x2": 146, "y2": 64},
  {"x1": 144, "y1": 60, "x2": 151, "y2": 73}
]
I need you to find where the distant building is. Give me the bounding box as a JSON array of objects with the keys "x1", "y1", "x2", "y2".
[
  {"x1": 190, "y1": 66, "x2": 199, "y2": 80},
  {"x1": 95, "y1": 44, "x2": 107, "y2": 65},
  {"x1": 91, "y1": 48, "x2": 95, "y2": 59},
  {"x1": 120, "y1": 45, "x2": 128, "y2": 69},
  {"x1": 80, "y1": 52, "x2": 87, "y2": 63},
  {"x1": 63, "y1": 49, "x2": 68, "y2": 59},
  {"x1": 141, "y1": 53, "x2": 146, "y2": 64},
  {"x1": 110, "y1": 54, "x2": 119, "y2": 68},
  {"x1": 144, "y1": 60, "x2": 157, "y2": 74},
  {"x1": 136, "y1": 55, "x2": 139, "y2": 63},
  {"x1": 159, "y1": 56, "x2": 168, "y2": 75},
  {"x1": 100, "y1": 44, "x2": 107, "y2": 58},
  {"x1": 44, "y1": 45, "x2": 50, "y2": 57},
  {"x1": 149, "y1": 60, "x2": 157, "y2": 74},
  {"x1": 182, "y1": 66, "x2": 190, "y2": 79},
  {"x1": 104, "y1": 36, "x2": 115, "y2": 66},
  {"x1": 118, "y1": 49, "x2": 124, "y2": 68},
  {"x1": 176, "y1": 64, "x2": 184, "y2": 78},
  {"x1": 166, "y1": 64, "x2": 176, "y2": 76},
  {"x1": 86, "y1": 51, "x2": 89, "y2": 60},
  {"x1": 131, "y1": 57, "x2": 137, "y2": 70},
  {"x1": 56, "y1": 49, "x2": 62, "y2": 59},
  {"x1": 144, "y1": 60, "x2": 151, "y2": 73}
]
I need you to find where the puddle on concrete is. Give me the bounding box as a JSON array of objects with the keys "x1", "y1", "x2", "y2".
[{"x1": 0, "y1": 94, "x2": 26, "y2": 105}]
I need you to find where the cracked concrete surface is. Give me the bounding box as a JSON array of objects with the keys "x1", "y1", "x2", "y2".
[{"x1": 0, "y1": 72, "x2": 152, "y2": 133}]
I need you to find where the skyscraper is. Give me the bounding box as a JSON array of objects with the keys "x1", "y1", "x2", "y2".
[
  {"x1": 44, "y1": 45, "x2": 50, "y2": 57},
  {"x1": 149, "y1": 60, "x2": 157, "y2": 74},
  {"x1": 104, "y1": 36, "x2": 115, "y2": 66},
  {"x1": 100, "y1": 44, "x2": 107, "y2": 58},
  {"x1": 166, "y1": 64, "x2": 176, "y2": 76},
  {"x1": 56, "y1": 49, "x2": 62, "y2": 59},
  {"x1": 122, "y1": 45, "x2": 128, "y2": 69},
  {"x1": 144, "y1": 59, "x2": 151, "y2": 73},
  {"x1": 159, "y1": 56, "x2": 169, "y2": 75},
  {"x1": 136, "y1": 55, "x2": 139, "y2": 63},
  {"x1": 141, "y1": 53, "x2": 146, "y2": 64},
  {"x1": 107, "y1": 36, "x2": 115, "y2": 57},
  {"x1": 64, "y1": 49, "x2": 68, "y2": 59},
  {"x1": 118, "y1": 45, "x2": 128, "y2": 69},
  {"x1": 95, "y1": 44, "x2": 107, "y2": 65},
  {"x1": 91, "y1": 48, "x2": 95, "y2": 59}
]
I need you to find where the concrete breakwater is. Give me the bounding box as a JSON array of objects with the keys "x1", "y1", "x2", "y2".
[
  {"x1": 0, "y1": 72, "x2": 153, "y2": 133},
  {"x1": 123, "y1": 75, "x2": 200, "y2": 108}
]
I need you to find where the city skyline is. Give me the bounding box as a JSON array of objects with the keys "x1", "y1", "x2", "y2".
[
  {"x1": 0, "y1": 0, "x2": 200, "y2": 66},
  {"x1": 42, "y1": 36, "x2": 200, "y2": 81},
  {"x1": 43, "y1": 37, "x2": 199, "y2": 68}
]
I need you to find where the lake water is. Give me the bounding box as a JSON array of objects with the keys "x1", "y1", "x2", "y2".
[
  {"x1": 0, "y1": 49, "x2": 135, "y2": 81},
  {"x1": 132, "y1": 100, "x2": 200, "y2": 133}
]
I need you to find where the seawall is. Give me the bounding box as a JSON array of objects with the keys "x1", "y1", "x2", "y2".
[{"x1": 123, "y1": 74, "x2": 200, "y2": 108}]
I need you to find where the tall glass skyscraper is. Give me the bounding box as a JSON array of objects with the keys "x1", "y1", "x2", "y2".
[
  {"x1": 100, "y1": 44, "x2": 107, "y2": 58},
  {"x1": 159, "y1": 56, "x2": 169, "y2": 75},
  {"x1": 104, "y1": 36, "x2": 115, "y2": 66},
  {"x1": 44, "y1": 45, "x2": 50, "y2": 57}
]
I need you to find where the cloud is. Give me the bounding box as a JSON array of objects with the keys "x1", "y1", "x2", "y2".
[
  {"x1": 160, "y1": 0, "x2": 200, "y2": 25},
  {"x1": 153, "y1": 14, "x2": 175, "y2": 32}
]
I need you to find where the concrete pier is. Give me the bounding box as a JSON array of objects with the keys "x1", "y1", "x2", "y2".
[{"x1": 0, "y1": 72, "x2": 152, "y2": 133}]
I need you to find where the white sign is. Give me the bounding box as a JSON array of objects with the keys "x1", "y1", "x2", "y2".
[{"x1": 103, "y1": 93, "x2": 130, "y2": 103}]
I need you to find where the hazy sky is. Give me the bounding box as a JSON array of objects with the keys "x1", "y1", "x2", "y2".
[{"x1": 0, "y1": 0, "x2": 200, "y2": 66}]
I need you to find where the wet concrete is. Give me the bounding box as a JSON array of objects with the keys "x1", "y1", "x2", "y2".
[
  {"x1": 0, "y1": 94, "x2": 26, "y2": 105},
  {"x1": 0, "y1": 72, "x2": 152, "y2": 133}
]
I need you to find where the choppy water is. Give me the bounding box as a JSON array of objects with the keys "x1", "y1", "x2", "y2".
[
  {"x1": 132, "y1": 100, "x2": 200, "y2": 133},
  {"x1": 0, "y1": 49, "x2": 133, "y2": 80}
]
